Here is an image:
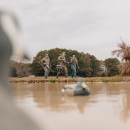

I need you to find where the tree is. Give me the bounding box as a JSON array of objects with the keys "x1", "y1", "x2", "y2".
[
  {"x1": 10, "y1": 60, "x2": 32, "y2": 77},
  {"x1": 90, "y1": 55, "x2": 102, "y2": 77},
  {"x1": 31, "y1": 48, "x2": 102, "y2": 77},
  {"x1": 80, "y1": 53, "x2": 92, "y2": 77},
  {"x1": 112, "y1": 38, "x2": 130, "y2": 75},
  {"x1": 10, "y1": 67, "x2": 17, "y2": 77},
  {"x1": 104, "y1": 58, "x2": 120, "y2": 76}
]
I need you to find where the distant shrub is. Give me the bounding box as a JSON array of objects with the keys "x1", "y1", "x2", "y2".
[
  {"x1": 102, "y1": 79, "x2": 109, "y2": 82},
  {"x1": 50, "y1": 79, "x2": 55, "y2": 83}
]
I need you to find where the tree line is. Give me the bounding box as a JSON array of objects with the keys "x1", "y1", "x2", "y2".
[{"x1": 10, "y1": 48, "x2": 121, "y2": 77}]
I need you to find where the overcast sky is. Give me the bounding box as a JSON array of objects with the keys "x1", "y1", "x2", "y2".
[{"x1": 1, "y1": 0, "x2": 130, "y2": 61}]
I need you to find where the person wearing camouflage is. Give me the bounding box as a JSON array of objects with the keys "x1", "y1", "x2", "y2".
[
  {"x1": 56, "y1": 52, "x2": 69, "y2": 78},
  {"x1": 41, "y1": 54, "x2": 51, "y2": 79},
  {"x1": 70, "y1": 55, "x2": 79, "y2": 78}
]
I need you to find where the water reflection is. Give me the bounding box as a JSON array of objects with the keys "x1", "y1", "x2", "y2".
[
  {"x1": 33, "y1": 83, "x2": 90, "y2": 113},
  {"x1": 12, "y1": 82, "x2": 130, "y2": 129}
]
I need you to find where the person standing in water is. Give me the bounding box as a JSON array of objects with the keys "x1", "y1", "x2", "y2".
[
  {"x1": 70, "y1": 55, "x2": 79, "y2": 78},
  {"x1": 41, "y1": 54, "x2": 51, "y2": 79},
  {"x1": 57, "y1": 52, "x2": 69, "y2": 78}
]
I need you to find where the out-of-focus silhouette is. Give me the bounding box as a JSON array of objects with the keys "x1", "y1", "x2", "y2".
[{"x1": 0, "y1": 11, "x2": 41, "y2": 130}]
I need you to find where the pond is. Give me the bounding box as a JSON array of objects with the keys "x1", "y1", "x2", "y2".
[{"x1": 11, "y1": 82, "x2": 130, "y2": 130}]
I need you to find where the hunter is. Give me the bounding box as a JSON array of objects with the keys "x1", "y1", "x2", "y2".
[
  {"x1": 57, "y1": 52, "x2": 69, "y2": 78},
  {"x1": 41, "y1": 54, "x2": 51, "y2": 79},
  {"x1": 70, "y1": 55, "x2": 79, "y2": 78}
]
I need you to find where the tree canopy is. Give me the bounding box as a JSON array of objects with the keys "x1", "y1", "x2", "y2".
[
  {"x1": 31, "y1": 48, "x2": 102, "y2": 77},
  {"x1": 10, "y1": 48, "x2": 121, "y2": 77},
  {"x1": 104, "y1": 58, "x2": 120, "y2": 76}
]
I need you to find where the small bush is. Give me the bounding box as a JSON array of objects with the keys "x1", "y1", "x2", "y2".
[
  {"x1": 50, "y1": 79, "x2": 56, "y2": 83},
  {"x1": 102, "y1": 79, "x2": 109, "y2": 82}
]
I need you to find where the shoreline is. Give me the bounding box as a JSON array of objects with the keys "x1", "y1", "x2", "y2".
[{"x1": 9, "y1": 76, "x2": 130, "y2": 83}]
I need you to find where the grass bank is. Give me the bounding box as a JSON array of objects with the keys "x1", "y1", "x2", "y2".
[{"x1": 9, "y1": 76, "x2": 130, "y2": 83}]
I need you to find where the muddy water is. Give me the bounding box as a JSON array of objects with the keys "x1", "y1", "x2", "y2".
[{"x1": 12, "y1": 83, "x2": 130, "y2": 130}]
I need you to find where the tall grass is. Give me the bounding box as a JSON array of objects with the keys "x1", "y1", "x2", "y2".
[{"x1": 9, "y1": 76, "x2": 130, "y2": 83}]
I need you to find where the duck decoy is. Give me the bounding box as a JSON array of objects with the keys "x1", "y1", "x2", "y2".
[
  {"x1": 0, "y1": 11, "x2": 41, "y2": 130},
  {"x1": 61, "y1": 78, "x2": 90, "y2": 96}
]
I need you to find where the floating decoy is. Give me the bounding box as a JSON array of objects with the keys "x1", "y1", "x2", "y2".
[
  {"x1": 0, "y1": 11, "x2": 41, "y2": 130},
  {"x1": 61, "y1": 78, "x2": 90, "y2": 96}
]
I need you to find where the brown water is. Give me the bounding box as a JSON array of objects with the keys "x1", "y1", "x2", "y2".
[{"x1": 11, "y1": 83, "x2": 130, "y2": 130}]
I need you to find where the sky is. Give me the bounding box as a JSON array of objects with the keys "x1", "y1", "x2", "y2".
[{"x1": 0, "y1": 0, "x2": 130, "y2": 61}]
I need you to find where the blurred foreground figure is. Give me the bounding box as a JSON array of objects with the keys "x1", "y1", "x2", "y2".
[{"x1": 0, "y1": 11, "x2": 41, "y2": 130}]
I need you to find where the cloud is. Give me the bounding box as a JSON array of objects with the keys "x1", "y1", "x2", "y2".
[{"x1": 0, "y1": 0, "x2": 130, "y2": 60}]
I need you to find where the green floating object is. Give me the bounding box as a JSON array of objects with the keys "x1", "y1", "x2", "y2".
[{"x1": 61, "y1": 78, "x2": 90, "y2": 96}]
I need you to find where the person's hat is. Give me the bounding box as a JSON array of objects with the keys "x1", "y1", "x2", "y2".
[{"x1": 45, "y1": 54, "x2": 48, "y2": 56}]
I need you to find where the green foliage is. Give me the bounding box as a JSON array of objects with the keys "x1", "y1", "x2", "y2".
[
  {"x1": 11, "y1": 48, "x2": 121, "y2": 77},
  {"x1": 90, "y1": 55, "x2": 102, "y2": 77},
  {"x1": 102, "y1": 79, "x2": 109, "y2": 82},
  {"x1": 112, "y1": 79, "x2": 121, "y2": 82},
  {"x1": 50, "y1": 79, "x2": 56, "y2": 83},
  {"x1": 104, "y1": 58, "x2": 120, "y2": 76},
  {"x1": 31, "y1": 48, "x2": 102, "y2": 77},
  {"x1": 10, "y1": 67, "x2": 17, "y2": 77},
  {"x1": 30, "y1": 59, "x2": 44, "y2": 76},
  {"x1": 90, "y1": 80, "x2": 94, "y2": 83}
]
